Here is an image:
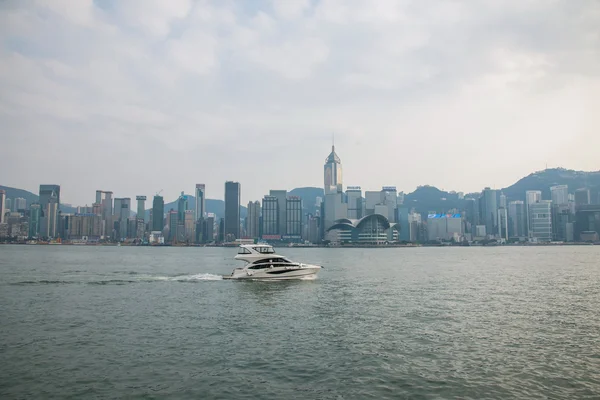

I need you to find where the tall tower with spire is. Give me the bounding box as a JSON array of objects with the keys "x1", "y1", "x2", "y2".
[
  {"x1": 323, "y1": 142, "x2": 347, "y2": 235},
  {"x1": 324, "y1": 143, "x2": 343, "y2": 195}
]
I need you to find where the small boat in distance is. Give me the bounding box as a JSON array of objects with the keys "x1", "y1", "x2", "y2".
[{"x1": 224, "y1": 244, "x2": 322, "y2": 280}]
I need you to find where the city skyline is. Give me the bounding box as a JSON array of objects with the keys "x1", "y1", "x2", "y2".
[{"x1": 2, "y1": 1, "x2": 600, "y2": 206}]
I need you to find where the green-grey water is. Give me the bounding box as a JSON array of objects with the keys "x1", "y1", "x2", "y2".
[{"x1": 1, "y1": 245, "x2": 599, "y2": 399}]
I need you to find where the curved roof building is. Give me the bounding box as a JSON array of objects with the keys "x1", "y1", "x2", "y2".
[{"x1": 327, "y1": 213, "x2": 399, "y2": 244}]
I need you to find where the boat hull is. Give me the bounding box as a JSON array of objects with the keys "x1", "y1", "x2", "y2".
[{"x1": 224, "y1": 265, "x2": 321, "y2": 280}]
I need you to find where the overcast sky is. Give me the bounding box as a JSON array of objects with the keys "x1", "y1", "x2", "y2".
[{"x1": 1, "y1": 0, "x2": 599, "y2": 206}]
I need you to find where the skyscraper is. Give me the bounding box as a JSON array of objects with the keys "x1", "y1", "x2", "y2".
[
  {"x1": 508, "y1": 200, "x2": 527, "y2": 238},
  {"x1": 525, "y1": 190, "x2": 542, "y2": 237},
  {"x1": 177, "y1": 192, "x2": 188, "y2": 223},
  {"x1": 286, "y1": 196, "x2": 303, "y2": 238},
  {"x1": 14, "y1": 198, "x2": 26, "y2": 211},
  {"x1": 28, "y1": 203, "x2": 41, "y2": 238},
  {"x1": 479, "y1": 188, "x2": 498, "y2": 237},
  {"x1": 323, "y1": 144, "x2": 345, "y2": 234},
  {"x1": 0, "y1": 190, "x2": 5, "y2": 224},
  {"x1": 195, "y1": 184, "x2": 206, "y2": 222},
  {"x1": 551, "y1": 185, "x2": 569, "y2": 205},
  {"x1": 269, "y1": 190, "x2": 287, "y2": 235},
  {"x1": 96, "y1": 190, "x2": 113, "y2": 222},
  {"x1": 262, "y1": 196, "x2": 279, "y2": 236},
  {"x1": 136, "y1": 196, "x2": 146, "y2": 222},
  {"x1": 346, "y1": 187, "x2": 362, "y2": 219},
  {"x1": 151, "y1": 195, "x2": 164, "y2": 232},
  {"x1": 39, "y1": 184, "x2": 60, "y2": 215},
  {"x1": 224, "y1": 181, "x2": 241, "y2": 240},
  {"x1": 497, "y1": 207, "x2": 508, "y2": 240},
  {"x1": 574, "y1": 188, "x2": 590, "y2": 207},
  {"x1": 464, "y1": 197, "x2": 479, "y2": 228},
  {"x1": 113, "y1": 198, "x2": 131, "y2": 239},
  {"x1": 246, "y1": 200, "x2": 260, "y2": 239}
]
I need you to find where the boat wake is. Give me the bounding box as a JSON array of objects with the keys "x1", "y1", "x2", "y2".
[{"x1": 9, "y1": 273, "x2": 224, "y2": 286}]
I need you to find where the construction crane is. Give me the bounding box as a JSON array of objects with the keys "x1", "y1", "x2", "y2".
[{"x1": 156, "y1": 189, "x2": 163, "y2": 196}]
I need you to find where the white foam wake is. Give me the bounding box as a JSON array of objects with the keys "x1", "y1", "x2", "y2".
[{"x1": 173, "y1": 273, "x2": 223, "y2": 281}]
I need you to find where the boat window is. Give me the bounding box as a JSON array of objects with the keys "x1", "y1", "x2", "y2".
[
  {"x1": 237, "y1": 247, "x2": 252, "y2": 254},
  {"x1": 253, "y1": 246, "x2": 275, "y2": 254},
  {"x1": 249, "y1": 264, "x2": 268, "y2": 270}
]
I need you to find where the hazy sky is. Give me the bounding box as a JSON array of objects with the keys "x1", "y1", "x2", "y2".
[{"x1": 1, "y1": 0, "x2": 599, "y2": 206}]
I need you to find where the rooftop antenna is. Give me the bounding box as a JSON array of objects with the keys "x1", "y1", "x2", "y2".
[{"x1": 332, "y1": 132, "x2": 335, "y2": 151}]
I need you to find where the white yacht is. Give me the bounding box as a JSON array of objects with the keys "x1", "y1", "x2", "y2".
[{"x1": 224, "y1": 244, "x2": 322, "y2": 280}]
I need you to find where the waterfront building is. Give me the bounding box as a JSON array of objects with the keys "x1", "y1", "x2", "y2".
[
  {"x1": 525, "y1": 190, "x2": 542, "y2": 237},
  {"x1": 327, "y1": 214, "x2": 400, "y2": 245},
  {"x1": 136, "y1": 196, "x2": 146, "y2": 222},
  {"x1": 0, "y1": 190, "x2": 5, "y2": 224},
  {"x1": 151, "y1": 195, "x2": 164, "y2": 232},
  {"x1": 553, "y1": 204, "x2": 572, "y2": 241},
  {"x1": 346, "y1": 186, "x2": 362, "y2": 219},
  {"x1": 529, "y1": 200, "x2": 552, "y2": 242},
  {"x1": 508, "y1": 201, "x2": 527, "y2": 239},
  {"x1": 224, "y1": 181, "x2": 241, "y2": 240},
  {"x1": 397, "y1": 208, "x2": 410, "y2": 242},
  {"x1": 427, "y1": 213, "x2": 464, "y2": 242},
  {"x1": 306, "y1": 214, "x2": 321, "y2": 243},
  {"x1": 285, "y1": 196, "x2": 303, "y2": 239},
  {"x1": 29, "y1": 203, "x2": 41, "y2": 237},
  {"x1": 195, "y1": 184, "x2": 206, "y2": 222},
  {"x1": 68, "y1": 213, "x2": 103, "y2": 240},
  {"x1": 204, "y1": 215, "x2": 215, "y2": 243},
  {"x1": 42, "y1": 197, "x2": 58, "y2": 238},
  {"x1": 574, "y1": 188, "x2": 590, "y2": 207},
  {"x1": 574, "y1": 204, "x2": 600, "y2": 242},
  {"x1": 246, "y1": 200, "x2": 260, "y2": 239}
]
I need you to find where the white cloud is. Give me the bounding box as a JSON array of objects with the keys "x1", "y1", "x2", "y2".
[{"x1": 0, "y1": 0, "x2": 599, "y2": 205}]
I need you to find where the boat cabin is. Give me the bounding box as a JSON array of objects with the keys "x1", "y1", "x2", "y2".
[{"x1": 237, "y1": 245, "x2": 276, "y2": 255}]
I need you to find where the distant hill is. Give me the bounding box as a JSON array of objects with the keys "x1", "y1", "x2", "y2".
[
  {"x1": 0, "y1": 185, "x2": 77, "y2": 214},
  {"x1": 501, "y1": 168, "x2": 600, "y2": 202},
  {"x1": 403, "y1": 186, "x2": 462, "y2": 216}
]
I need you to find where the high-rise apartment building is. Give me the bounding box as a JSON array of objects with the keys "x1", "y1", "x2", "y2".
[
  {"x1": 151, "y1": 195, "x2": 164, "y2": 232},
  {"x1": 224, "y1": 181, "x2": 241, "y2": 240},
  {"x1": 529, "y1": 200, "x2": 552, "y2": 242},
  {"x1": 286, "y1": 197, "x2": 303, "y2": 238},
  {"x1": 508, "y1": 201, "x2": 527, "y2": 238},
  {"x1": 136, "y1": 196, "x2": 146, "y2": 222},
  {"x1": 113, "y1": 198, "x2": 131, "y2": 239},
  {"x1": 96, "y1": 190, "x2": 113, "y2": 223},
  {"x1": 246, "y1": 200, "x2": 260, "y2": 239},
  {"x1": 525, "y1": 190, "x2": 542, "y2": 237}
]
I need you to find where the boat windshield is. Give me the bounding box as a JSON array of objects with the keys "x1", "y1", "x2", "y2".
[
  {"x1": 253, "y1": 246, "x2": 275, "y2": 254},
  {"x1": 237, "y1": 247, "x2": 252, "y2": 254}
]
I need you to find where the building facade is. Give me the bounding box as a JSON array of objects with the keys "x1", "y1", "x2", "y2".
[
  {"x1": 224, "y1": 181, "x2": 241, "y2": 240},
  {"x1": 246, "y1": 200, "x2": 260, "y2": 239},
  {"x1": 529, "y1": 200, "x2": 552, "y2": 242},
  {"x1": 152, "y1": 195, "x2": 164, "y2": 232}
]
